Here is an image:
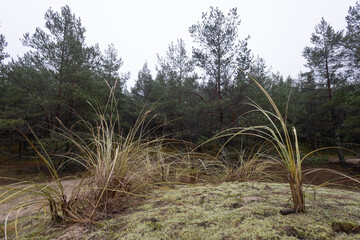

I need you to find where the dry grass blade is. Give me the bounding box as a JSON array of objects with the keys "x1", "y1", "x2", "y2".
[{"x1": 220, "y1": 146, "x2": 278, "y2": 183}]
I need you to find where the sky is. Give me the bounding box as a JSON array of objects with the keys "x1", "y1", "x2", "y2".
[{"x1": 0, "y1": 0, "x2": 358, "y2": 87}]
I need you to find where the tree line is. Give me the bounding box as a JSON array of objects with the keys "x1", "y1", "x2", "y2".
[{"x1": 0, "y1": 4, "x2": 359, "y2": 163}]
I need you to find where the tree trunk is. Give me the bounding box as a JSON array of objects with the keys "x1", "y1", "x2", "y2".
[
  {"x1": 325, "y1": 58, "x2": 345, "y2": 165},
  {"x1": 230, "y1": 103, "x2": 236, "y2": 126},
  {"x1": 330, "y1": 108, "x2": 345, "y2": 165},
  {"x1": 216, "y1": 46, "x2": 223, "y2": 128}
]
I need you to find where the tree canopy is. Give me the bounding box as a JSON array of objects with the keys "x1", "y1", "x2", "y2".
[{"x1": 0, "y1": 3, "x2": 359, "y2": 160}]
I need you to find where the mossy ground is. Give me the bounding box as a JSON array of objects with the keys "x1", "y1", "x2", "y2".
[{"x1": 10, "y1": 181, "x2": 360, "y2": 240}]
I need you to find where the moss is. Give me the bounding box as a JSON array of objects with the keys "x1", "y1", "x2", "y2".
[
  {"x1": 13, "y1": 181, "x2": 360, "y2": 239},
  {"x1": 143, "y1": 217, "x2": 163, "y2": 231},
  {"x1": 332, "y1": 220, "x2": 360, "y2": 234}
]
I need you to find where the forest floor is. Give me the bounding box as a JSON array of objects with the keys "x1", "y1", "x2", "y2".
[
  {"x1": 0, "y1": 157, "x2": 359, "y2": 239},
  {"x1": 329, "y1": 157, "x2": 360, "y2": 164},
  {"x1": 3, "y1": 181, "x2": 360, "y2": 239},
  {"x1": 0, "y1": 178, "x2": 80, "y2": 223}
]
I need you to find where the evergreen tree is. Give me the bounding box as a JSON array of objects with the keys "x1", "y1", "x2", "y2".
[
  {"x1": 343, "y1": 1, "x2": 360, "y2": 82},
  {"x1": 340, "y1": 2, "x2": 360, "y2": 144},
  {"x1": 295, "y1": 71, "x2": 333, "y2": 150},
  {"x1": 156, "y1": 39, "x2": 194, "y2": 85},
  {"x1": 302, "y1": 18, "x2": 345, "y2": 163},
  {"x1": 189, "y1": 6, "x2": 252, "y2": 129},
  {"x1": 100, "y1": 43, "x2": 129, "y2": 90},
  {"x1": 17, "y1": 5, "x2": 103, "y2": 130},
  {"x1": 0, "y1": 31, "x2": 12, "y2": 147},
  {"x1": 0, "y1": 30, "x2": 8, "y2": 64},
  {"x1": 155, "y1": 39, "x2": 201, "y2": 140},
  {"x1": 1, "y1": 6, "x2": 131, "y2": 157},
  {"x1": 97, "y1": 44, "x2": 132, "y2": 130},
  {"x1": 132, "y1": 62, "x2": 153, "y2": 104}
]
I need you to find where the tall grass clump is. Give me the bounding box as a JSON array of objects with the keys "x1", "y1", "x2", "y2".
[
  {"x1": 58, "y1": 93, "x2": 172, "y2": 220},
  {"x1": 211, "y1": 72, "x2": 306, "y2": 213},
  {"x1": 56, "y1": 82, "x2": 227, "y2": 220}
]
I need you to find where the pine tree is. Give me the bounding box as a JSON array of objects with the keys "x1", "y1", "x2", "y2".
[
  {"x1": 155, "y1": 39, "x2": 201, "y2": 140},
  {"x1": 343, "y1": 1, "x2": 360, "y2": 82},
  {"x1": 0, "y1": 31, "x2": 9, "y2": 64},
  {"x1": 18, "y1": 5, "x2": 102, "y2": 130},
  {"x1": 340, "y1": 2, "x2": 360, "y2": 144},
  {"x1": 132, "y1": 62, "x2": 153, "y2": 103},
  {"x1": 100, "y1": 44, "x2": 129, "y2": 90},
  {"x1": 189, "y1": 7, "x2": 252, "y2": 129},
  {"x1": 302, "y1": 18, "x2": 346, "y2": 163}
]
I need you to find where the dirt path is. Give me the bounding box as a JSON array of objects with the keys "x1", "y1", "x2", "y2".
[
  {"x1": 328, "y1": 157, "x2": 360, "y2": 164},
  {"x1": 0, "y1": 178, "x2": 81, "y2": 223}
]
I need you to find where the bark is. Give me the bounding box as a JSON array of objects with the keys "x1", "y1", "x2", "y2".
[
  {"x1": 325, "y1": 58, "x2": 332, "y2": 101},
  {"x1": 230, "y1": 103, "x2": 236, "y2": 126},
  {"x1": 216, "y1": 43, "x2": 224, "y2": 128},
  {"x1": 330, "y1": 108, "x2": 346, "y2": 165},
  {"x1": 325, "y1": 58, "x2": 345, "y2": 165}
]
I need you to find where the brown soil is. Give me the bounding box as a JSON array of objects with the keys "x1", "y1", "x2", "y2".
[
  {"x1": 0, "y1": 178, "x2": 81, "y2": 223},
  {"x1": 302, "y1": 162, "x2": 360, "y2": 189},
  {"x1": 270, "y1": 157, "x2": 360, "y2": 189},
  {"x1": 328, "y1": 156, "x2": 360, "y2": 164}
]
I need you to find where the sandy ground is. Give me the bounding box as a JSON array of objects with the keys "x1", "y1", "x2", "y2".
[
  {"x1": 0, "y1": 178, "x2": 81, "y2": 223},
  {"x1": 329, "y1": 157, "x2": 360, "y2": 164}
]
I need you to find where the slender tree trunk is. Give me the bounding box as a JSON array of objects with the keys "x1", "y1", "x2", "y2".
[
  {"x1": 56, "y1": 21, "x2": 68, "y2": 127},
  {"x1": 325, "y1": 58, "x2": 332, "y2": 101},
  {"x1": 325, "y1": 58, "x2": 345, "y2": 164},
  {"x1": 230, "y1": 103, "x2": 236, "y2": 126},
  {"x1": 330, "y1": 108, "x2": 345, "y2": 164},
  {"x1": 216, "y1": 46, "x2": 224, "y2": 128},
  {"x1": 66, "y1": 80, "x2": 75, "y2": 129},
  {"x1": 55, "y1": 86, "x2": 61, "y2": 119}
]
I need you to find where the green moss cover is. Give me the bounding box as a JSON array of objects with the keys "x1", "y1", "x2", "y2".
[{"x1": 15, "y1": 182, "x2": 360, "y2": 239}]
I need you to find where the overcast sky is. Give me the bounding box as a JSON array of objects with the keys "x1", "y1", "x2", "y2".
[{"x1": 0, "y1": 0, "x2": 357, "y2": 87}]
